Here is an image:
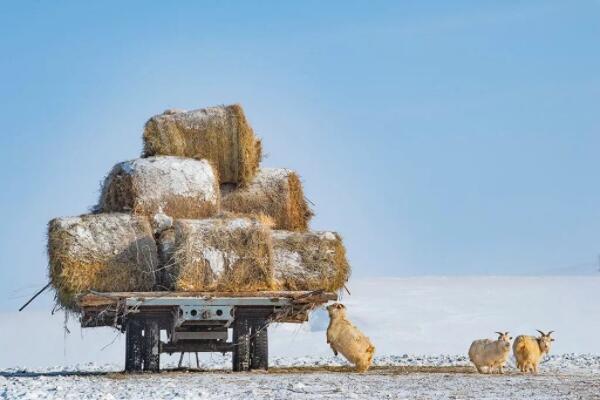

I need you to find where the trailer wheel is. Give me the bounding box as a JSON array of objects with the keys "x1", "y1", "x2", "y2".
[
  {"x1": 232, "y1": 315, "x2": 251, "y2": 372},
  {"x1": 143, "y1": 320, "x2": 160, "y2": 372},
  {"x1": 250, "y1": 319, "x2": 268, "y2": 370},
  {"x1": 125, "y1": 319, "x2": 143, "y2": 372}
]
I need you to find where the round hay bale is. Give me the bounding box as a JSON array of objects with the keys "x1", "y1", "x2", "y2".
[
  {"x1": 48, "y1": 213, "x2": 159, "y2": 310},
  {"x1": 143, "y1": 104, "x2": 262, "y2": 185},
  {"x1": 221, "y1": 168, "x2": 313, "y2": 231},
  {"x1": 99, "y1": 156, "x2": 219, "y2": 219},
  {"x1": 272, "y1": 230, "x2": 350, "y2": 292},
  {"x1": 160, "y1": 217, "x2": 274, "y2": 291}
]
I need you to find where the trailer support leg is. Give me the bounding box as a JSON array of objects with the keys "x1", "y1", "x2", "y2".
[
  {"x1": 143, "y1": 320, "x2": 160, "y2": 372},
  {"x1": 125, "y1": 319, "x2": 143, "y2": 372},
  {"x1": 232, "y1": 316, "x2": 251, "y2": 372},
  {"x1": 250, "y1": 318, "x2": 269, "y2": 371}
]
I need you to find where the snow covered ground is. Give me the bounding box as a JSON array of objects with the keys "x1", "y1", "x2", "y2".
[
  {"x1": 1, "y1": 277, "x2": 599, "y2": 398},
  {"x1": 2, "y1": 355, "x2": 600, "y2": 400}
]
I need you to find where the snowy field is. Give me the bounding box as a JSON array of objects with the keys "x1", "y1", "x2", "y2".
[
  {"x1": 2, "y1": 355, "x2": 600, "y2": 400},
  {"x1": 1, "y1": 277, "x2": 599, "y2": 399}
]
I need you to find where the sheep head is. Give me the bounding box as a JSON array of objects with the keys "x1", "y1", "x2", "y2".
[
  {"x1": 327, "y1": 303, "x2": 347, "y2": 318},
  {"x1": 536, "y1": 330, "x2": 555, "y2": 354},
  {"x1": 495, "y1": 331, "x2": 512, "y2": 349}
]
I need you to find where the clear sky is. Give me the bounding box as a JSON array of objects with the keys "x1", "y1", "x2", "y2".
[{"x1": 1, "y1": 1, "x2": 599, "y2": 311}]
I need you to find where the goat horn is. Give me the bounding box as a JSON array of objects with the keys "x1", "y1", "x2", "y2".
[
  {"x1": 547, "y1": 331, "x2": 554, "y2": 335},
  {"x1": 536, "y1": 329, "x2": 546, "y2": 336},
  {"x1": 495, "y1": 331, "x2": 503, "y2": 336}
]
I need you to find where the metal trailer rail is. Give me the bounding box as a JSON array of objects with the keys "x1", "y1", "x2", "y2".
[{"x1": 76, "y1": 290, "x2": 337, "y2": 373}]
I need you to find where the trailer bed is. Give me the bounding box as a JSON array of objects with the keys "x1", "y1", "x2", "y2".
[
  {"x1": 75, "y1": 290, "x2": 337, "y2": 372},
  {"x1": 78, "y1": 290, "x2": 336, "y2": 308}
]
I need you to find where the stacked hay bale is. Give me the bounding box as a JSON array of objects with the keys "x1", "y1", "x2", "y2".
[
  {"x1": 48, "y1": 213, "x2": 158, "y2": 309},
  {"x1": 47, "y1": 103, "x2": 351, "y2": 310},
  {"x1": 99, "y1": 156, "x2": 220, "y2": 219},
  {"x1": 143, "y1": 105, "x2": 262, "y2": 185},
  {"x1": 271, "y1": 231, "x2": 349, "y2": 292},
  {"x1": 221, "y1": 168, "x2": 313, "y2": 231},
  {"x1": 158, "y1": 217, "x2": 273, "y2": 291}
]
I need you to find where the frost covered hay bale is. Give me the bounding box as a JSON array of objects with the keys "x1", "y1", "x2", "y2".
[
  {"x1": 143, "y1": 104, "x2": 262, "y2": 185},
  {"x1": 99, "y1": 156, "x2": 219, "y2": 219},
  {"x1": 160, "y1": 217, "x2": 273, "y2": 291},
  {"x1": 272, "y1": 230, "x2": 350, "y2": 292},
  {"x1": 221, "y1": 168, "x2": 313, "y2": 231},
  {"x1": 48, "y1": 213, "x2": 158, "y2": 309}
]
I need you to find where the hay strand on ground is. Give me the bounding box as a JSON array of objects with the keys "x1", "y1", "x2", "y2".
[
  {"x1": 48, "y1": 213, "x2": 159, "y2": 310},
  {"x1": 143, "y1": 104, "x2": 262, "y2": 185},
  {"x1": 221, "y1": 168, "x2": 313, "y2": 231},
  {"x1": 98, "y1": 156, "x2": 220, "y2": 219},
  {"x1": 159, "y1": 217, "x2": 274, "y2": 291},
  {"x1": 272, "y1": 230, "x2": 350, "y2": 292}
]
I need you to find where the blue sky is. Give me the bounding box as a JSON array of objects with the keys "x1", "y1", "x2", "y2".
[{"x1": 0, "y1": 1, "x2": 599, "y2": 311}]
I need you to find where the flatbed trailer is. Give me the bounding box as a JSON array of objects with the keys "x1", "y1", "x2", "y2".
[{"x1": 76, "y1": 290, "x2": 337, "y2": 373}]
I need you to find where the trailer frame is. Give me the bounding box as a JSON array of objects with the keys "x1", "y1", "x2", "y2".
[{"x1": 76, "y1": 290, "x2": 336, "y2": 372}]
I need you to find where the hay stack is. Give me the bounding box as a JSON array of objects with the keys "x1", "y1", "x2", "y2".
[
  {"x1": 159, "y1": 217, "x2": 273, "y2": 291},
  {"x1": 221, "y1": 168, "x2": 313, "y2": 231},
  {"x1": 99, "y1": 156, "x2": 219, "y2": 219},
  {"x1": 143, "y1": 104, "x2": 262, "y2": 185},
  {"x1": 48, "y1": 213, "x2": 158, "y2": 309},
  {"x1": 272, "y1": 230, "x2": 350, "y2": 292}
]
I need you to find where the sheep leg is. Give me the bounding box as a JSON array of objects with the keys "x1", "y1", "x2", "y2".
[
  {"x1": 526, "y1": 363, "x2": 533, "y2": 373},
  {"x1": 329, "y1": 344, "x2": 338, "y2": 356}
]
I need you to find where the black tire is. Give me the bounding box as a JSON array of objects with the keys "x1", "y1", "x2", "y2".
[
  {"x1": 250, "y1": 319, "x2": 268, "y2": 370},
  {"x1": 232, "y1": 315, "x2": 251, "y2": 372},
  {"x1": 143, "y1": 320, "x2": 160, "y2": 372},
  {"x1": 125, "y1": 319, "x2": 143, "y2": 372}
]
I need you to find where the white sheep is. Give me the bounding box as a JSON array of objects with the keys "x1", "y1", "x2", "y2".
[
  {"x1": 468, "y1": 331, "x2": 512, "y2": 374},
  {"x1": 513, "y1": 330, "x2": 554, "y2": 373},
  {"x1": 326, "y1": 303, "x2": 375, "y2": 372}
]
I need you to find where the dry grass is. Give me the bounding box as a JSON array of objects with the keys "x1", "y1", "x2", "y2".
[
  {"x1": 272, "y1": 230, "x2": 350, "y2": 292},
  {"x1": 160, "y1": 216, "x2": 274, "y2": 291},
  {"x1": 48, "y1": 214, "x2": 158, "y2": 310},
  {"x1": 221, "y1": 169, "x2": 313, "y2": 231},
  {"x1": 142, "y1": 104, "x2": 262, "y2": 185},
  {"x1": 104, "y1": 191, "x2": 219, "y2": 220}
]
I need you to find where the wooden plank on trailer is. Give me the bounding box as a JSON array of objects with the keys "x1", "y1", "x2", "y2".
[{"x1": 77, "y1": 290, "x2": 337, "y2": 308}]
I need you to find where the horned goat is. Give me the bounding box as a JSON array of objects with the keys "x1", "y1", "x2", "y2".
[
  {"x1": 513, "y1": 330, "x2": 554, "y2": 373},
  {"x1": 468, "y1": 331, "x2": 512, "y2": 374},
  {"x1": 326, "y1": 303, "x2": 375, "y2": 372}
]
